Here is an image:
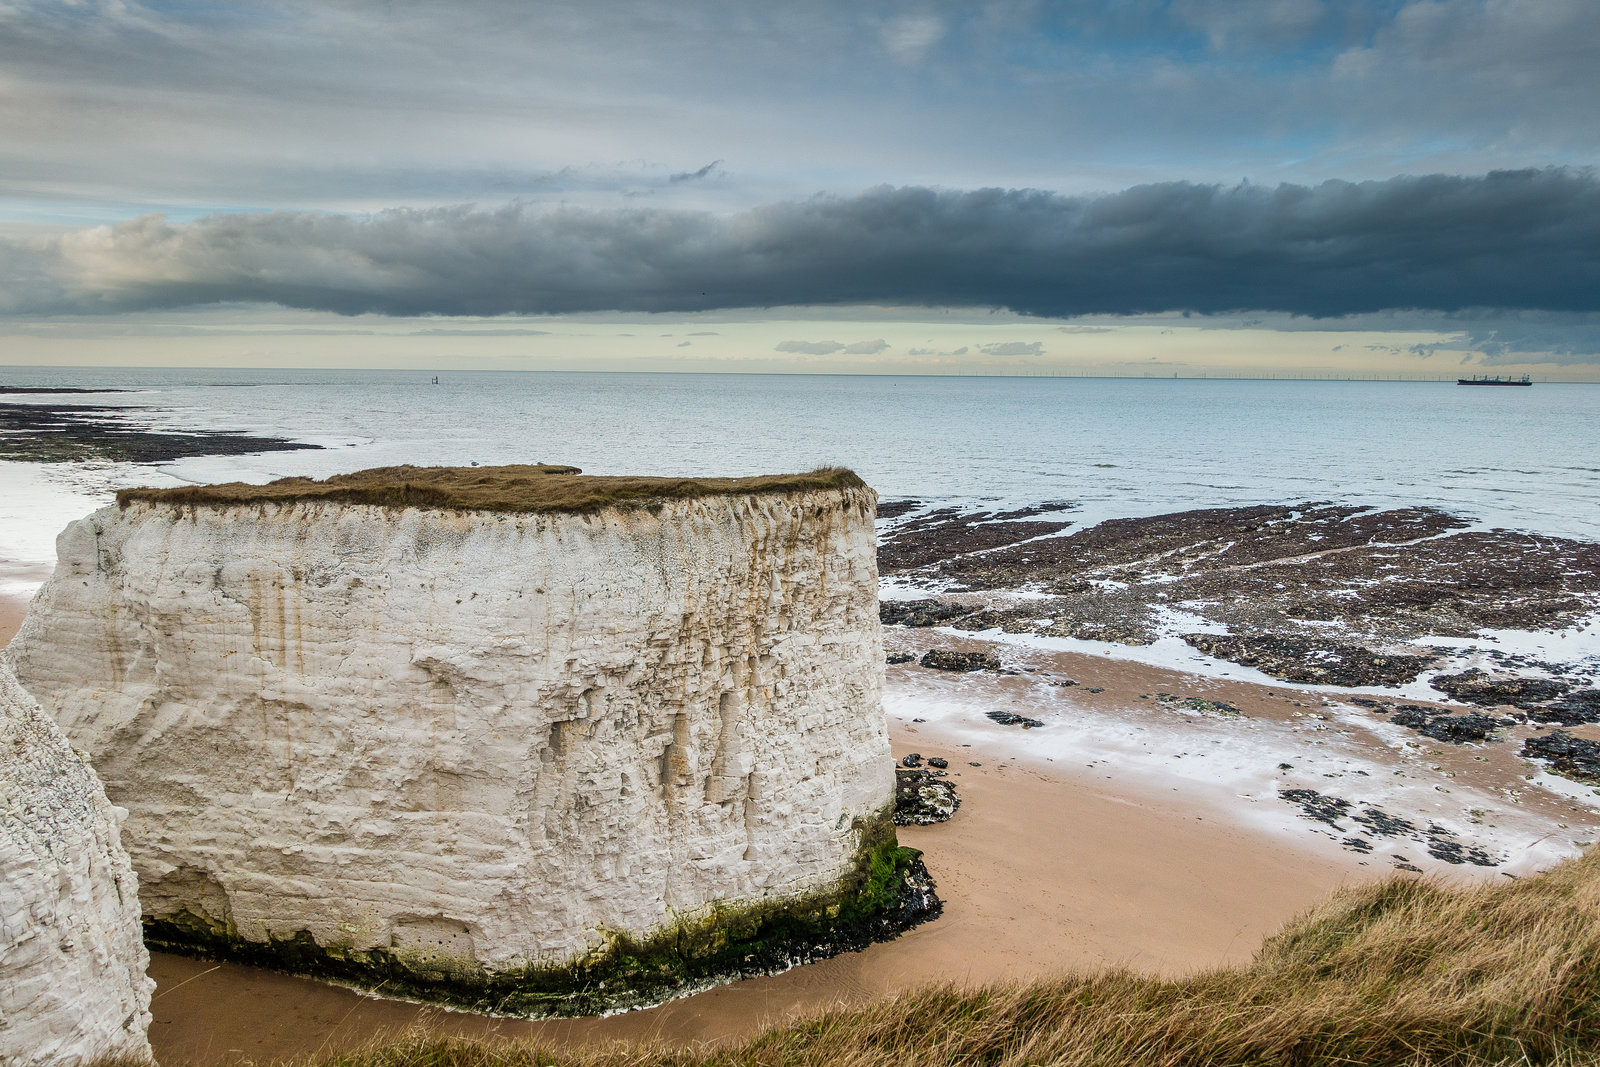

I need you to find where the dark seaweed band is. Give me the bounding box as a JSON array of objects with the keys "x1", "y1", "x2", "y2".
[{"x1": 140, "y1": 813, "x2": 939, "y2": 1018}]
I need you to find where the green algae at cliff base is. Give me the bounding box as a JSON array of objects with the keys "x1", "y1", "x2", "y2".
[{"x1": 140, "y1": 813, "x2": 940, "y2": 1018}]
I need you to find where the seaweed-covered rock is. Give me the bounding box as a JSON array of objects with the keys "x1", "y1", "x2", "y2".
[
  {"x1": 1280, "y1": 788, "x2": 1351, "y2": 827},
  {"x1": 1424, "y1": 832, "x2": 1498, "y2": 867},
  {"x1": 886, "y1": 651, "x2": 915, "y2": 665},
  {"x1": 894, "y1": 769, "x2": 960, "y2": 826},
  {"x1": 986, "y1": 710, "x2": 1045, "y2": 729},
  {"x1": 1386, "y1": 706, "x2": 1511, "y2": 744},
  {"x1": 1431, "y1": 669, "x2": 1571, "y2": 708},
  {"x1": 1280, "y1": 787, "x2": 1501, "y2": 866},
  {"x1": 1526, "y1": 689, "x2": 1600, "y2": 726},
  {"x1": 880, "y1": 599, "x2": 974, "y2": 628},
  {"x1": 1352, "y1": 807, "x2": 1417, "y2": 837},
  {"x1": 1184, "y1": 633, "x2": 1434, "y2": 687},
  {"x1": 1158, "y1": 694, "x2": 1243, "y2": 716},
  {"x1": 920, "y1": 649, "x2": 1000, "y2": 672},
  {"x1": 1522, "y1": 731, "x2": 1600, "y2": 785}
]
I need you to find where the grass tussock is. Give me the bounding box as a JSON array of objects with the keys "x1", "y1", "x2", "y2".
[
  {"x1": 145, "y1": 848, "x2": 1600, "y2": 1067},
  {"x1": 115, "y1": 465, "x2": 868, "y2": 516}
]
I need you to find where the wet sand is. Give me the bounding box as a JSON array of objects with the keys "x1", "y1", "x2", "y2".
[{"x1": 0, "y1": 597, "x2": 22, "y2": 648}]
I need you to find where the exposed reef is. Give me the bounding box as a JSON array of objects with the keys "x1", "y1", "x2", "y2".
[
  {"x1": 1431, "y1": 669, "x2": 1572, "y2": 707},
  {"x1": 877, "y1": 503, "x2": 1074, "y2": 573},
  {"x1": 1181, "y1": 633, "x2": 1436, "y2": 688},
  {"x1": 1348, "y1": 699, "x2": 1512, "y2": 744},
  {"x1": 876, "y1": 501, "x2": 1600, "y2": 691},
  {"x1": 0, "y1": 400, "x2": 319, "y2": 463},
  {"x1": 1522, "y1": 732, "x2": 1600, "y2": 785}
]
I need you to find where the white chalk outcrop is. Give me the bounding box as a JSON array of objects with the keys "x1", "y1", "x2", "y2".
[
  {"x1": 4, "y1": 470, "x2": 892, "y2": 1008},
  {"x1": 0, "y1": 663, "x2": 154, "y2": 1066}
]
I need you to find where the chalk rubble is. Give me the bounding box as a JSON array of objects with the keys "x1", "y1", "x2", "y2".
[
  {"x1": 5, "y1": 482, "x2": 890, "y2": 998},
  {"x1": 0, "y1": 663, "x2": 153, "y2": 1066}
]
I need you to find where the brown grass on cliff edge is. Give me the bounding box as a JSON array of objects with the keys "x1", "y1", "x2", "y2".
[
  {"x1": 115, "y1": 466, "x2": 868, "y2": 516},
  {"x1": 140, "y1": 848, "x2": 1600, "y2": 1067}
]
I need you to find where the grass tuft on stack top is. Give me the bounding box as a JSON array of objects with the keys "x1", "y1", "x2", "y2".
[
  {"x1": 137, "y1": 846, "x2": 1600, "y2": 1066},
  {"x1": 116, "y1": 465, "x2": 868, "y2": 516}
]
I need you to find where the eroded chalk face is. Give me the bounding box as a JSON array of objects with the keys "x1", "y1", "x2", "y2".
[
  {"x1": 0, "y1": 663, "x2": 154, "y2": 1066},
  {"x1": 4, "y1": 474, "x2": 921, "y2": 1015}
]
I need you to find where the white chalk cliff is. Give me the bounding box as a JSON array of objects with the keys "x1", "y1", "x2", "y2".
[
  {"x1": 0, "y1": 662, "x2": 154, "y2": 1066},
  {"x1": 4, "y1": 470, "x2": 892, "y2": 1008}
]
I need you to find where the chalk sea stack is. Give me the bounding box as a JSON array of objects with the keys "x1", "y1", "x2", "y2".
[
  {"x1": 0, "y1": 663, "x2": 154, "y2": 1065},
  {"x1": 4, "y1": 464, "x2": 929, "y2": 1015}
]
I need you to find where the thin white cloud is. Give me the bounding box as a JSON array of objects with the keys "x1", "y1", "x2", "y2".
[
  {"x1": 2, "y1": 0, "x2": 1595, "y2": 221},
  {"x1": 775, "y1": 338, "x2": 887, "y2": 355},
  {"x1": 843, "y1": 338, "x2": 889, "y2": 354},
  {"x1": 879, "y1": 13, "x2": 945, "y2": 62},
  {"x1": 978, "y1": 341, "x2": 1044, "y2": 356}
]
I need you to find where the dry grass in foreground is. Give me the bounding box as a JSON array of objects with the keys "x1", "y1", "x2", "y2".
[
  {"x1": 153, "y1": 848, "x2": 1600, "y2": 1067},
  {"x1": 116, "y1": 466, "x2": 868, "y2": 516}
]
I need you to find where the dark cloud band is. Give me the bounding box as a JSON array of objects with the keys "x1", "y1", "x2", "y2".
[{"x1": 7, "y1": 168, "x2": 1597, "y2": 320}]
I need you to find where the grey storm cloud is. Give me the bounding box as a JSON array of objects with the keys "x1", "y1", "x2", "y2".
[
  {"x1": 1410, "y1": 321, "x2": 1600, "y2": 366},
  {"x1": 6, "y1": 169, "x2": 1599, "y2": 323}
]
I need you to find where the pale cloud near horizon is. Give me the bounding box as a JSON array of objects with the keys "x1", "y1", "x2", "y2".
[
  {"x1": 979, "y1": 341, "x2": 1045, "y2": 357},
  {"x1": 775, "y1": 339, "x2": 891, "y2": 356},
  {"x1": 13, "y1": 310, "x2": 1567, "y2": 379}
]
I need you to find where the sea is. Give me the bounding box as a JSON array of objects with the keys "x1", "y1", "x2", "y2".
[{"x1": 2, "y1": 366, "x2": 1598, "y2": 590}]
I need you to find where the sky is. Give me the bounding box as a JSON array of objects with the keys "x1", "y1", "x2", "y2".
[{"x1": 2, "y1": 0, "x2": 1599, "y2": 378}]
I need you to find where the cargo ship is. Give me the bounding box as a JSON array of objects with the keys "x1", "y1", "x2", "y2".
[{"x1": 1457, "y1": 375, "x2": 1532, "y2": 386}]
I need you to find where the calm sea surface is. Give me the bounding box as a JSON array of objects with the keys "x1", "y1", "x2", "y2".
[{"x1": 2, "y1": 367, "x2": 1597, "y2": 570}]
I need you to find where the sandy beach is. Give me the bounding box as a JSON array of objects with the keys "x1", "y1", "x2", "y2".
[{"x1": 0, "y1": 586, "x2": 26, "y2": 648}]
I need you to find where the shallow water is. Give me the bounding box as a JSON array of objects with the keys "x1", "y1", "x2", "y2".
[{"x1": 2, "y1": 367, "x2": 1597, "y2": 569}]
